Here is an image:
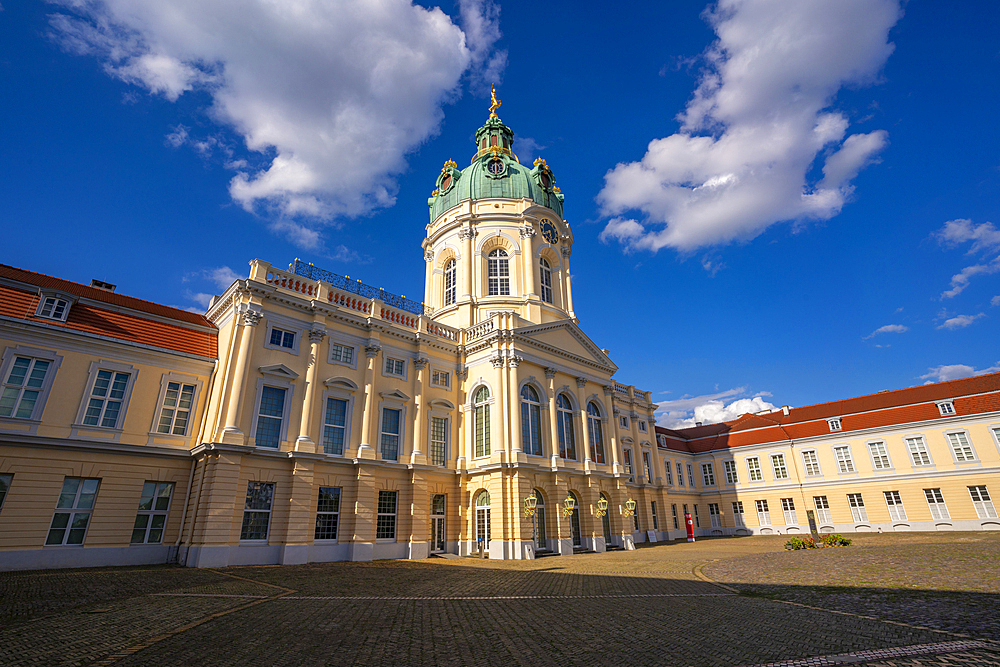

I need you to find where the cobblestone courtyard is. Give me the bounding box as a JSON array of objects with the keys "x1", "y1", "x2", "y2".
[{"x1": 2, "y1": 532, "x2": 998, "y2": 666}]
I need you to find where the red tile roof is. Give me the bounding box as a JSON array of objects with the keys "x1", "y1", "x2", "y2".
[
  {"x1": 656, "y1": 372, "x2": 1000, "y2": 453},
  {"x1": 0, "y1": 264, "x2": 217, "y2": 358}
]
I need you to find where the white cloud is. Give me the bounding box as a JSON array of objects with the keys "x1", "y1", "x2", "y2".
[
  {"x1": 937, "y1": 312, "x2": 986, "y2": 330},
  {"x1": 184, "y1": 266, "x2": 243, "y2": 290},
  {"x1": 935, "y1": 220, "x2": 1000, "y2": 299},
  {"x1": 184, "y1": 291, "x2": 215, "y2": 309},
  {"x1": 47, "y1": 0, "x2": 503, "y2": 242},
  {"x1": 992, "y1": 295, "x2": 1000, "y2": 307},
  {"x1": 863, "y1": 323, "x2": 908, "y2": 340},
  {"x1": 598, "y1": 0, "x2": 900, "y2": 253},
  {"x1": 655, "y1": 387, "x2": 777, "y2": 429},
  {"x1": 919, "y1": 362, "x2": 1000, "y2": 384},
  {"x1": 165, "y1": 124, "x2": 189, "y2": 148}
]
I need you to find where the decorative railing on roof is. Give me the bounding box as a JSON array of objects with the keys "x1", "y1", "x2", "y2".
[{"x1": 291, "y1": 259, "x2": 430, "y2": 316}]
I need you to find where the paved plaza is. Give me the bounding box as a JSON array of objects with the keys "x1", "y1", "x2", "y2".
[{"x1": 2, "y1": 532, "x2": 998, "y2": 666}]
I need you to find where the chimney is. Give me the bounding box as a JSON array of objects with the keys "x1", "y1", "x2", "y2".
[
  {"x1": 90, "y1": 279, "x2": 116, "y2": 292},
  {"x1": 695, "y1": 421, "x2": 703, "y2": 427},
  {"x1": 782, "y1": 406, "x2": 789, "y2": 416}
]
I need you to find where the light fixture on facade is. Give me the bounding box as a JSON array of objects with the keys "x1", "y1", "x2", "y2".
[
  {"x1": 596, "y1": 497, "x2": 608, "y2": 517},
  {"x1": 623, "y1": 498, "x2": 636, "y2": 517},
  {"x1": 523, "y1": 493, "x2": 537, "y2": 517},
  {"x1": 562, "y1": 495, "x2": 576, "y2": 516}
]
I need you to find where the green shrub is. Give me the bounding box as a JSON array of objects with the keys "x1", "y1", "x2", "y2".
[
  {"x1": 784, "y1": 536, "x2": 816, "y2": 550},
  {"x1": 820, "y1": 533, "x2": 851, "y2": 547}
]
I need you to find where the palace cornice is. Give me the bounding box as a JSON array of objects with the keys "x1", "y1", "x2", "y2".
[{"x1": 2, "y1": 433, "x2": 193, "y2": 459}]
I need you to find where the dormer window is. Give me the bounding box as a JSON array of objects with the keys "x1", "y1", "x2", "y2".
[
  {"x1": 827, "y1": 418, "x2": 842, "y2": 432},
  {"x1": 937, "y1": 401, "x2": 955, "y2": 416},
  {"x1": 37, "y1": 296, "x2": 70, "y2": 322}
]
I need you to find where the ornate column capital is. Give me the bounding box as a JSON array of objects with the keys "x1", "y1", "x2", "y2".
[
  {"x1": 240, "y1": 306, "x2": 262, "y2": 327},
  {"x1": 308, "y1": 329, "x2": 327, "y2": 344},
  {"x1": 456, "y1": 368, "x2": 469, "y2": 381},
  {"x1": 519, "y1": 225, "x2": 536, "y2": 238},
  {"x1": 603, "y1": 385, "x2": 614, "y2": 396},
  {"x1": 365, "y1": 343, "x2": 382, "y2": 358},
  {"x1": 561, "y1": 246, "x2": 571, "y2": 258},
  {"x1": 490, "y1": 352, "x2": 506, "y2": 369},
  {"x1": 424, "y1": 248, "x2": 434, "y2": 262},
  {"x1": 575, "y1": 376, "x2": 587, "y2": 388},
  {"x1": 414, "y1": 357, "x2": 429, "y2": 370},
  {"x1": 508, "y1": 355, "x2": 522, "y2": 368},
  {"x1": 457, "y1": 227, "x2": 478, "y2": 241},
  {"x1": 544, "y1": 367, "x2": 557, "y2": 379}
]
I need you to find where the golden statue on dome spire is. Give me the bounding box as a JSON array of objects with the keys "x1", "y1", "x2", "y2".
[{"x1": 488, "y1": 83, "x2": 501, "y2": 118}]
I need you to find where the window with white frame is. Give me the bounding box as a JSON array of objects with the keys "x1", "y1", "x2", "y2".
[
  {"x1": 322, "y1": 397, "x2": 348, "y2": 455},
  {"x1": 827, "y1": 418, "x2": 842, "y2": 431},
  {"x1": 746, "y1": 457, "x2": 763, "y2": 482},
  {"x1": 936, "y1": 401, "x2": 955, "y2": 416},
  {"x1": 755, "y1": 499, "x2": 771, "y2": 526},
  {"x1": 46, "y1": 477, "x2": 100, "y2": 545},
  {"x1": 946, "y1": 432, "x2": 977, "y2": 462},
  {"x1": 155, "y1": 381, "x2": 196, "y2": 436},
  {"x1": 801, "y1": 450, "x2": 821, "y2": 476},
  {"x1": 0, "y1": 355, "x2": 53, "y2": 419},
  {"x1": 868, "y1": 441, "x2": 892, "y2": 470},
  {"x1": 430, "y1": 416, "x2": 447, "y2": 466},
  {"x1": 376, "y1": 490, "x2": 397, "y2": 540},
  {"x1": 687, "y1": 463, "x2": 695, "y2": 487},
  {"x1": 556, "y1": 394, "x2": 576, "y2": 460},
  {"x1": 924, "y1": 488, "x2": 949, "y2": 520},
  {"x1": 240, "y1": 482, "x2": 274, "y2": 540},
  {"x1": 474, "y1": 386, "x2": 491, "y2": 458},
  {"x1": 847, "y1": 493, "x2": 868, "y2": 522},
  {"x1": 37, "y1": 296, "x2": 70, "y2": 321},
  {"x1": 834, "y1": 446, "x2": 855, "y2": 473},
  {"x1": 315, "y1": 487, "x2": 341, "y2": 540},
  {"x1": 444, "y1": 259, "x2": 457, "y2": 305},
  {"x1": 813, "y1": 496, "x2": 831, "y2": 524},
  {"x1": 693, "y1": 505, "x2": 700, "y2": 528},
  {"x1": 0, "y1": 473, "x2": 11, "y2": 511},
  {"x1": 623, "y1": 448, "x2": 634, "y2": 480},
  {"x1": 676, "y1": 461, "x2": 684, "y2": 486},
  {"x1": 732, "y1": 501, "x2": 745, "y2": 526},
  {"x1": 384, "y1": 357, "x2": 406, "y2": 378},
  {"x1": 664, "y1": 460, "x2": 673, "y2": 485},
  {"x1": 255, "y1": 386, "x2": 286, "y2": 448},
  {"x1": 587, "y1": 402, "x2": 606, "y2": 464},
  {"x1": 329, "y1": 342, "x2": 355, "y2": 366},
  {"x1": 723, "y1": 460, "x2": 738, "y2": 484},
  {"x1": 883, "y1": 490, "x2": 906, "y2": 521},
  {"x1": 906, "y1": 436, "x2": 932, "y2": 466},
  {"x1": 780, "y1": 498, "x2": 797, "y2": 525},
  {"x1": 619, "y1": 415, "x2": 629, "y2": 429},
  {"x1": 380, "y1": 407, "x2": 401, "y2": 461},
  {"x1": 131, "y1": 482, "x2": 173, "y2": 544},
  {"x1": 643, "y1": 451, "x2": 653, "y2": 483},
  {"x1": 487, "y1": 249, "x2": 510, "y2": 296},
  {"x1": 969, "y1": 486, "x2": 998, "y2": 519},
  {"x1": 82, "y1": 368, "x2": 132, "y2": 429},
  {"x1": 638, "y1": 420, "x2": 647, "y2": 433},
  {"x1": 671, "y1": 503, "x2": 679, "y2": 529},
  {"x1": 702, "y1": 463, "x2": 715, "y2": 486},
  {"x1": 770, "y1": 454, "x2": 789, "y2": 480},
  {"x1": 268, "y1": 327, "x2": 296, "y2": 350},
  {"x1": 520, "y1": 385, "x2": 542, "y2": 456},
  {"x1": 651, "y1": 501, "x2": 658, "y2": 530},
  {"x1": 539, "y1": 258, "x2": 553, "y2": 303},
  {"x1": 709, "y1": 503, "x2": 721, "y2": 529},
  {"x1": 430, "y1": 369, "x2": 450, "y2": 389}
]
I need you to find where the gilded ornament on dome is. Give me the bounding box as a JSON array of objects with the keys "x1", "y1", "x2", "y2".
[
  {"x1": 442, "y1": 159, "x2": 457, "y2": 171},
  {"x1": 533, "y1": 157, "x2": 548, "y2": 169},
  {"x1": 431, "y1": 188, "x2": 439, "y2": 196},
  {"x1": 488, "y1": 84, "x2": 501, "y2": 117}
]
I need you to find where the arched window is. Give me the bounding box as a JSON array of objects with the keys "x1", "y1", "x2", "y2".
[
  {"x1": 539, "y1": 258, "x2": 553, "y2": 303},
  {"x1": 557, "y1": 394, "x2": 576, "y2": 460},
  {"x1": 521, "y1": 385, "x2": 542, "y2": 456},
  {"x1": 474, "y1": 386, "x2": 490, "y2": 458},
  {"x1": 587, "y1": 402, "x2": 606, "y2": 464},
  {"x1": 444, "y1": 259, "x2": 456, "y2": 305},
  {"x1": 533, "y1": 490, "x2": 546, "y2": 550},
  {"x1": 487, "y1": 249, "x2": 510, "y2": 296},
  {"x1": 476, "y1": 490, "x2": 491, "y2": 548}
]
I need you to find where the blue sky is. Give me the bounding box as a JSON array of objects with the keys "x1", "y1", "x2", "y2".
[{"x1": 2, "y1": 0, "x2": 999, "y2": 427}]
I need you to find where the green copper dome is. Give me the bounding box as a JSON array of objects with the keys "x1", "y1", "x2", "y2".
[{"x1": 428, "y1": 114, "x2": 565, "y2": 222}]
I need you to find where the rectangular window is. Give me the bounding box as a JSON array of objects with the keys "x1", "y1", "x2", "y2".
[
  {"x1": 746, "y1": 457, "x2": 762, "y2": 482},
  {"x1": 827, "y1": 418, "x2": 842, "y2": 431},
  {"x1": 884, "y1": 491, "x2": 906, "y2": 521},
  {"x1": 255, "y1": 386, "x2": 286, "y2": 448},
  {"x1": 947, "y1": 432, "x2": 977, "y2": 462},
  {"x1": 868, "y1": 441, "x2": 891, "y2": 469},
  {"x1": 937, "y1": 401, "x2": 955, "y2": 416},
  {"x1": 732, "y1": 501, "x2": 745, "y2": 527},
  {"x1": 330, "y1": 343, "x2": 354, "y2": 365},
  {"x1": 430, "y1": 416, "x2": 447, "y2": 466},
  {"x1": 676, "y1": 462, "x2": 685, "y2": 486},
  {"x1": 430, "y1": 370, "x2": 450, "y2": 389},
  {"x1": 664, "y1": 460, "x2": 673, "y2": 485},
  {"x1": 802, "y1": 450, "x2": 821, "y2": 476},
  {"x1": 687, "y1": 464, "x2": 695, "y2": 487},
  {"x1": 780, "y1": 498, "x2": 797, "y2": 525},
  {"x1": 643, "y1": 451, "x2": 653, "y2": 483},
  {"x1": 380, "y1": 408, "x2": 401, "y2": 461},
  {"x1": 0, "y1": 473, "x2": 11, "y2": 511},
  {"x1": 376, "y1": 490, "x2": 397, "y2": 540},
  {"x1": 755, "y1": 499, "x2": 770, "y2": 526},
  {"x1": 834, "y1": 446, "x2": 855, "y2": 473},
  {"x1": 969, "y1": 486, "x2": 998, "y2": 519},
  {"x1": 131, "y1": 482, "x2": 173, "y2": 544},
  {"x1": 0, "y1": 356, "x2": 52, "y2": 419},
  {"x1": 709, "y1": 503, "x2": 721, "y2": 529},
  {"x1": 619, "y1": 415, "x2": 629, "y2": 429},
  {"x1": 771, "y1": 454, "x2": 789, "y2": 480},
  {"x1": 723, "y1": 460, "x2": 738, "y2": 484},
  {"x1": 269, "y1": 328, "x2": 295, "y2": 349},
  {"x1": 315, "y1": 487, "x2": 341, "y2": 540},
  {"x1": 693, "y1": 505, "x2": 700, "y2": 528},
  {"x1": 906, "y1": 437, "x2": 932, "y2": 466},
  {"x1": 651, "y1": 501, "x2": 658, "y2": 530},
  {"x1": 322, "y1": 397, "x2": 348, "y2": 455},
  {"x1": 814, "y1": 496, "x2": 831, "y2": 524},
  {"x1": 638, "y1": 420, "x2": 647, "y2": 433},
  {"x1": 156, "y1": 382, "x2": 196, "y2": 436},
  {"x1": 83, "y1": 369, "x2": 130, "y2": 428},
  {"x1": 702, "y1": 463, "x2": 715, "y2": 486},
  {"x1": 847, "y1": 493, "x2": 868, "y2": 522},
  {"x1": 240, "y1": 482, "x2": 274, "y2": 541},
  {"x1": 38, "y1": 296, "x2": 69, "y2": 321},
  {"x1": 46, "y1": 477, "x2": 100, "y2": 545},
  {"x1": 671, "y1": 503, "x2": 679, "y2": 529},
  {"x1": 623, "y1": 449, "x2": 633, "y2": 479},
  {"x1": 384, "y1": 357, "x2": 405, "y2": 377},
  {"x1": 924, "y1": 488, "x2": 950, "y2": 520}
]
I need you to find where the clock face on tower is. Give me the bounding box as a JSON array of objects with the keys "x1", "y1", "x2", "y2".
[{"x1": 540, "y1": 220, "x2": 559, "y2": 245}]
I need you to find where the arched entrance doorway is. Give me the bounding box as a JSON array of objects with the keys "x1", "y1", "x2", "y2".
[
  {"x1": 534, "y1": 489, "x2": 547, "y2": 551},
  {"x1": 476, "y1": 490, "x2": 491, "y2": 554},
  {"x1": 569, "y1": 491, "x2": 582, "y2": 547},
  {"x1": 600, "y1": 492, "x2": 612, "y2": 545},
  {"x1": 431, "y1": 494, "x2": 446, "y2": 553}
]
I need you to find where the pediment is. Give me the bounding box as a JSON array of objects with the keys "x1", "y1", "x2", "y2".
[
  {"x1": 324, "y1": 376, "x2": 359, "y2": 391},
  {"x1": 259, "y1": 364, "x2": 299, "y2": 379},
  {"x1": 514, "y1": 319, "x2": 617, "y2": 372},
  {"x1": 379, "y1": 389, "x2": 411, "y2": 401},
  {"x1": 428, "y1": 398, "x2": 456, "y2": 410}
]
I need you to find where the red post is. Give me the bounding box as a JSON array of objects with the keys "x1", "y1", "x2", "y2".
[{"x1": 685, "y1": 512, "x2": 695, "y2": 542}]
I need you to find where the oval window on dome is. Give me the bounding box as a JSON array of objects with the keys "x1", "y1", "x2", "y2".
[
  {"x1": 440, "y1": 173, "x2": 452, "y2": 191},
  {"x1": 539, "y1": 171, "x2": 550, "y2": 188},
  {"x1": 488, "y1": 159, "x2": 504, "y2": 175}
]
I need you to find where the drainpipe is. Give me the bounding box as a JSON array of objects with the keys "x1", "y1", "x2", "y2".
[{"x1": 173, "y1": 456, "x2": 198, "y2": 564}]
